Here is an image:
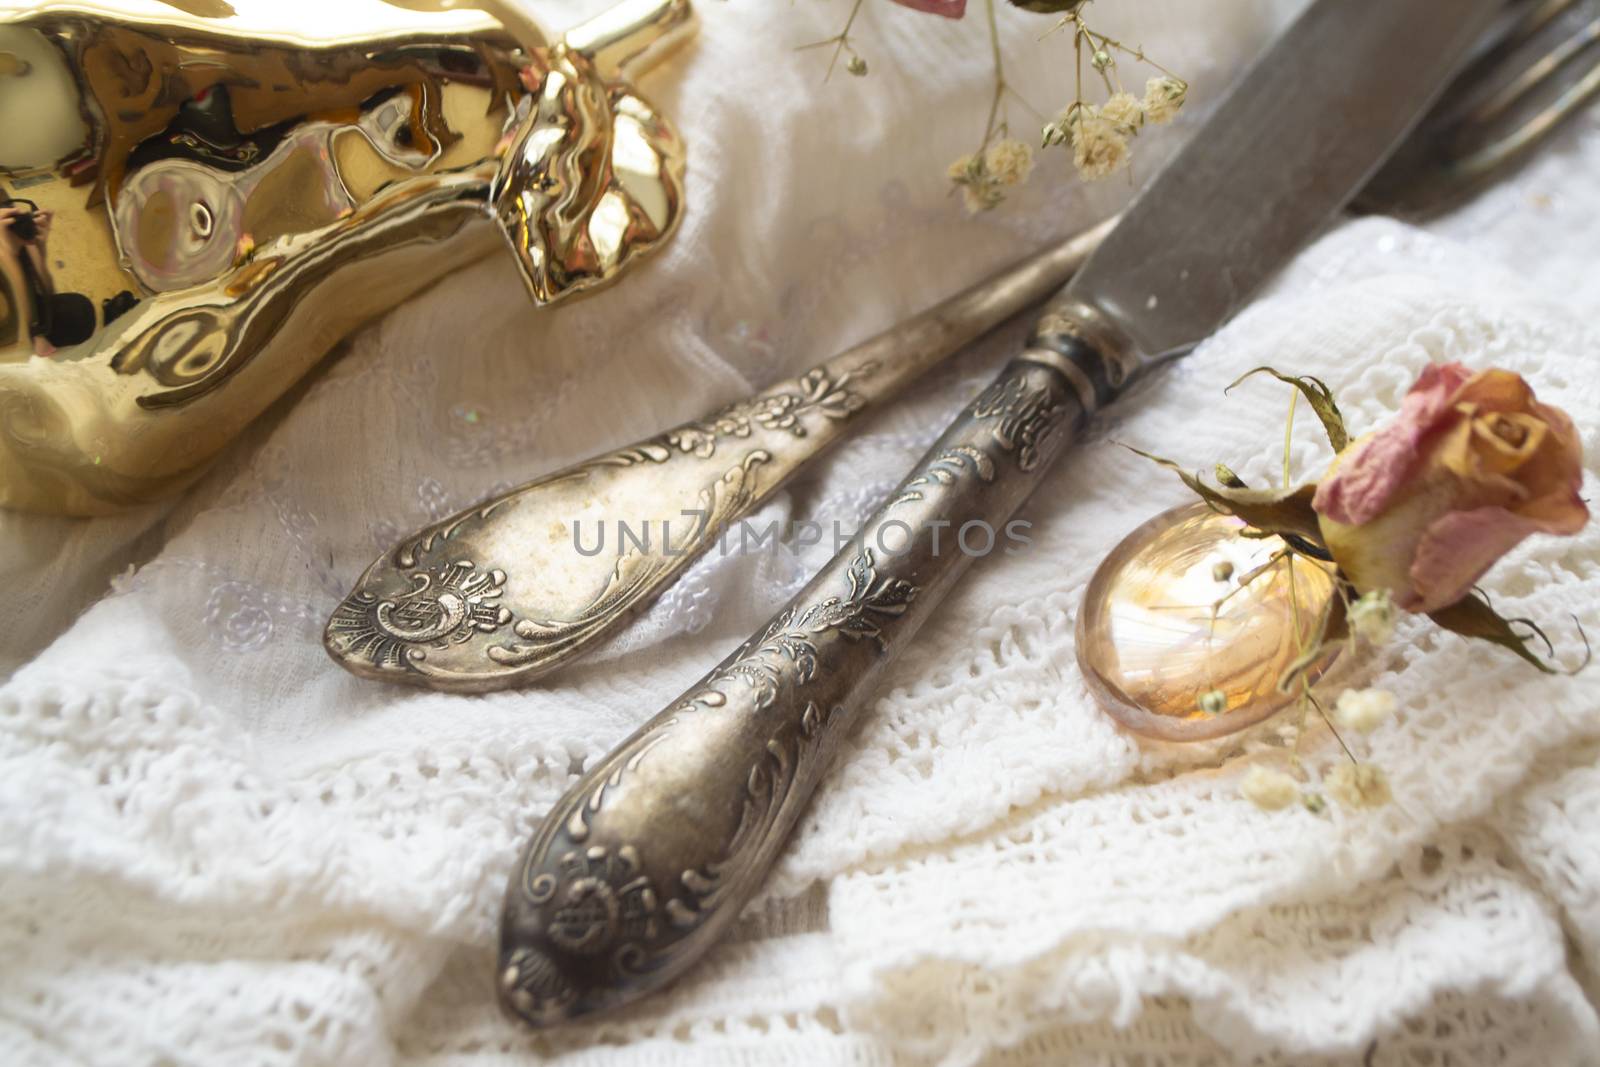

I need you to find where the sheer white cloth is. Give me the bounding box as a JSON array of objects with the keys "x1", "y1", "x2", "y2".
[{"x1": 4, "y1": 2, "x2": 1600, "y2": 1064}]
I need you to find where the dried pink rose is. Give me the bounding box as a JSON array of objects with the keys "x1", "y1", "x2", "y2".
[
  {"x1": 887, "y1": 0, "x2": 967, "y2": 17},
  {"x1": 1313, "y1": 363, "x2": 1588, "y2": 613}
]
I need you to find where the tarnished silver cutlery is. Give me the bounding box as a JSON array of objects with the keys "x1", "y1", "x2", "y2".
[
  {"x1": 325, "y1": 0, "x2": 1600, "y2": 695},
  {"x1": 494, "y1": 0, "x2": 1520, "y2": 1027},
  {"x1": 324, "y1": 219, "x2": 1114, "y2": 690}
]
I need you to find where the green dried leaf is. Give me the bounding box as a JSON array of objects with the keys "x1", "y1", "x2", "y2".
[
  {"x1": 1122, "y1": 444, "x2": 1324, "y2": 544},
  {"x1": 1427, "y1": 592, "x2": 1580, "y2": 674},
  {"x1": 1227, "y1": 367, "x2": 1350, "y2": 453},
  {"x1": 1215, "y1": 463, "x2": 1247, "y2": 489}
]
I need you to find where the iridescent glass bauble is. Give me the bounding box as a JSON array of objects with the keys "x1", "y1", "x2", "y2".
[{"x1": 1076, "y1": 502, "x2": 1340, "y2": 741}]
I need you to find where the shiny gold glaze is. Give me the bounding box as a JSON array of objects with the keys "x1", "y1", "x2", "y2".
[
  {"x1": 1076, "y1": 503, "x2": 1340, "y2": 742},
  {"x1": 0, "y1": 0, "x2": 690, "y2": 514}
]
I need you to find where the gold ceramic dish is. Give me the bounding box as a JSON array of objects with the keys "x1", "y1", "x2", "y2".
[{"x1": 0, "y1": 0, "x2": 691, "y2": 514}]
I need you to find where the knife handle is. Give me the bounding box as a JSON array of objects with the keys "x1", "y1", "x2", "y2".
[{"x1": 498, "y1": 308, "x2": 1136, "y2": 1026}]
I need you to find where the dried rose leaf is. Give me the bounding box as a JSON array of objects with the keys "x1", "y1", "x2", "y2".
[
  {"x1": 1123, "y1": 444, "x2": 1324, "y2": 544},
  {"x1": 1227, "y1": 367, "x2": 1350, "y2": 452},
  {"x1": 1426, "y1": 592, "x2": 1585, "y2": 675}
]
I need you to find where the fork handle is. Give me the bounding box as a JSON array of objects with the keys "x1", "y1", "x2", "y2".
[
  {"x1": 497, "y1": 306, "x2": 1134, "y2": 1025},
  {"x1": 326, "y1": 217, "x2": 1116, "y2": 692}
]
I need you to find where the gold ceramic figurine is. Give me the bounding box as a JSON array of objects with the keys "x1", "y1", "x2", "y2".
[{"x1": 0, "y1": 0, "x2": 691, "y2": 514}]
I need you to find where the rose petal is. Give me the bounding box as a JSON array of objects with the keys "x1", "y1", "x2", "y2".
[
  {"x1": 1409, "y1": 505, "x2": 1555, "y2": 613},
  {"x1": 887, "y1": 0, "x2": 967, "y2": 16},
  {"x1": 1520, "y1": 400, "x2": 1589, "y2": 521},
  {"x1": 1453, "y1": 367, "x2": 1536, "y2": 413},
  {"x1": 1313, "y1": 362, "x2": 1474, "y2": 526},
  {"x1": 1315, "y1": 363, "x2": 1587, "y2": 613}
]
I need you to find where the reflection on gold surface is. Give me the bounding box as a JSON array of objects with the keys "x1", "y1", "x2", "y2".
[
  {"x1": 0, "y1": 0, "x2": 692, "y2": 514},
  {"x1": 1077, "y1": 502, "x2": 1340, "y2": 742},
  {"x1": 490, "y1": 1, "x2": 691, "y2": 305}
]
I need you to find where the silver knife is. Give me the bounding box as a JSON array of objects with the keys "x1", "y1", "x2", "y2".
[{"x1": 497, "y1": 0, "x2": 1503, "y2": 1027}]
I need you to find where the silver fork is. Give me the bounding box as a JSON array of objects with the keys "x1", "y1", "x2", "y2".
[
  {"x1": 324, "y1": 0, "x2": 1600, "y2": 694},
  {"x1": 1358, "y1": 0, "x2": 1600, "y2": 215}
]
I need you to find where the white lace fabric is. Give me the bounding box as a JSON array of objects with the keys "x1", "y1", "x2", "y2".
[{"x1": 3, "y1": 1, "x2": 1600, "y2": 1064}]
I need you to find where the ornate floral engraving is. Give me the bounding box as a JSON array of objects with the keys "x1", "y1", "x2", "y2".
[
  {"x1": 505, "y1": 701, "x2": 844, "y2": 1023},
  {"x1": 663, "y1": 701, "x2": 842, "y2": 930},
  {"x1": 709, "y1": 549, "x2": 918, "y2": 709},
  {"x1": 584, "y1": 442, "x2": 675, "y2": 469},
  {"x1": 970, "y1": 375, "x2": 1069, "y2": 472},
  {"x1": 326, "y1": 558, "x2": 511, "y2": 670},
  {"x1": 500, "y1": 844, "x2": 658, "y2": 1023},
  {"x1": 534, "y1": 845, "x2": 660, "y2": 956},
  {"x1": 499, "y1": 945, "x2": 578, "y2": 1022},
  {"x1": 563, "y1": 729, "x2": 676, "y2": 844},
  {"x1": 333, "y1": 358, "x2": 886, "y2": 688},
  {"x1": 395, "y1": 496, "x2": 519, "y2": 570},
  {"x1": 665, "y1": 362, "x2": 878, "y2": 458},
  {"x1": 890, "y1": 444, "x2": 997, "y2": 508},
  {"x1": 486, "y1": 451, "x2": 774, "y2": 670},
  {"x1": 503, "y1": 550, "x2": 920, "y2": 1023}
]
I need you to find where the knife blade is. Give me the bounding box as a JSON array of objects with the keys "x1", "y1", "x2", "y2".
[
  {"x1": 1039, "y1": 0, "x2": 1503, "y2": 392},
  {"x1": 497, "y1": 0, "x2": 1504, "y2": 1028}
]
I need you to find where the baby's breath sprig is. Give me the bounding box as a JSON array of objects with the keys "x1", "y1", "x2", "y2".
[
  {"x1": 794, "y1": 0, "x2": 872, "y2": 80},
  {"x1": 798, "y1": 0, "x2": 1188, "y2": 210},
  {"x1": 1176, "y1": 384, "x2": 1392, "y2": 815},
  {"x1": 1038, "y1": 2, "x2": 1188, "y2": 181},
  {"x1": 947, "y1": 0, "x2": 1046, "y2": 212}
]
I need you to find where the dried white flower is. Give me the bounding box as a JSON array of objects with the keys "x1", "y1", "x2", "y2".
[
  {"x1": 1100, "y1": 91, "x2": 1145, "y2": 132},
  {"x1": 1041, "y1": 110, "x2": 1073, "y2": 149},
  {"x1": 960, "y1": 181, "x2": 1002, "y2": 213},
  {"x1": 1335, "y1": 687, "x2": 1397, "y2": 733},
  {"x1": 1326, "y1": 763, "x2": 1391, "y2": 809},
  {"x1": 1348, "y1": 589, "x2": 1396, "y2": 644},
  {"x1": 946, "y1": 153, "x2": 980, "y2": 181},
  {"x1": 1241, "y1": 765, "x2": 1299, "y2": 811},
  {"x1": 984, "y1": 139, "x2": 1035, "y2": 187},
  {"x1": 1070, "y1": 107, "x2": 1130, "y2": 180},
  {"x1": 1143, "y1": 75, "x2": 1187, "y2": 125},
  {"x1": 946, "y1": 153, "x2": 1003, "y2": 213}
]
